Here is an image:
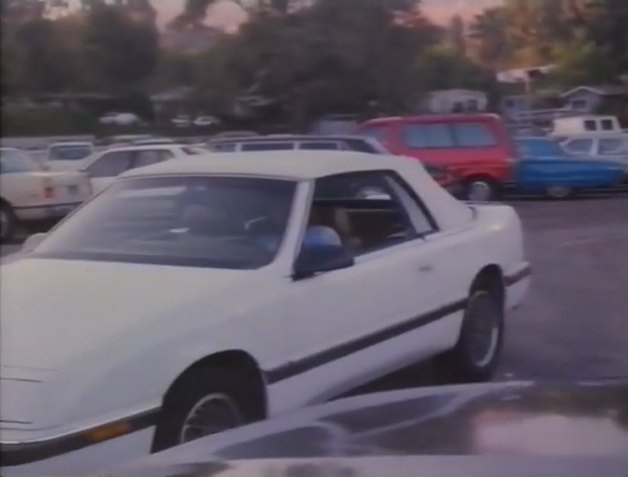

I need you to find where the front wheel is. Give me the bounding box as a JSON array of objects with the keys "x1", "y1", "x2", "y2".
[
  {"x1": 0, "y1": 204, "x2": 17, "y2": 243},
  {"x1": 152, "y1": 367, "x2": 260, "y2": 452},
  {"x1": 434, "y1": 290, "x2": 504, "y2": 382},
  {"x1": 464, "y1": 179, "x2": 498, "y2": 202}
]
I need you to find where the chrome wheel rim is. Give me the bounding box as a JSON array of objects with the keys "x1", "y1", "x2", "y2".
[
  {"x1": 547, "y1": 186, "x2": 571, "y2": 199},
  {"x1": 179, "y1": 393, "x2": 243, "y2": 444},
  {"x1": 467, "y1": 181, "x2": 491, "y2": 202},
  {"x1": 467, "y1": 300, "x2": 499, "y2": 368}
]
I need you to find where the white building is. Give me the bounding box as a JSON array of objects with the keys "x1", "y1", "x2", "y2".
[
  {"x1": 560, "y1": 85, "x2": 628, "y2": 114},
  {"x1": 421, "y1": 89, "x2": 488, "y2": 114}
]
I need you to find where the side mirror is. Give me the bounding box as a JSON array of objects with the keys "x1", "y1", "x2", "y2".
[
  {"x1": 22, "y1": 233, "x2": 47, "y2": 253},
  {"x1": 293, "y1": 244, "x2": 355, "y2": 280}
]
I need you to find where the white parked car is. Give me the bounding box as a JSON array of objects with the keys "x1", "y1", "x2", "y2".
[
  {"x1": 171, "y1": 115, "x2": 192, "y2": 128},
  {"x1": 560, "y1": 134, "x2": 628, "y2": 173},
  {"x1": 99, "y1": 112, "x2": 142, "y2": 126},
  {"x1": 70, "y1": 144, "x2": 207, "y2": 195},
  {"x1": 45, "y1": 141, "x2": 95, "y2": 170},
  {"x1": 0, "y1": 151, "x2": 530, "y2": 475},
  {"x1": 193, "y1": 115, "x2": 221, "y2": 127},
  {"x1": 0, "y1": 148, "x2": 92, "y2": 242}
]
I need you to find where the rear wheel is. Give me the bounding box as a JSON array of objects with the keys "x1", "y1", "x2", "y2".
[
  {"x1": 545, "y1": 186, "x2": 573, "y2": 199},
  {"x1": 0, "y1": 203, "x2": 17, "y2": 243},
  {"x1": 152, "y1": 367, "x2": 261, "y2": 452},
  {"x1": 464, "y1": 179, "x2": 498, "y2": 202},
  {"x1": 435, "y1": 289, "x2": 504, "y2": 382}
]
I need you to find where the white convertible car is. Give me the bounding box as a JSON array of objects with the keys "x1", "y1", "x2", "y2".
[{"x1": 0, "y1": 151, "x2": 530, "y2": 475}]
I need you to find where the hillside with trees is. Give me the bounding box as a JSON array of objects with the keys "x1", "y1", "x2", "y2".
[{"x1": 1, "y1": 0, "x2": 626, "y2": 133}]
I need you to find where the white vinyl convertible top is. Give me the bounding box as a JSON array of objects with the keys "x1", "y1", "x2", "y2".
[{"x1": 121, "y1": 151, "x2": 473, "y2": 230}]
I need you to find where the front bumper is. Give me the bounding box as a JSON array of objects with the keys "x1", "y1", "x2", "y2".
[
  {"x1": 13, "y1": 202, "x2": 81, "y2": 223},
  {"x1": 0, "y1": 408, "x2": 159, "y2": 467}
]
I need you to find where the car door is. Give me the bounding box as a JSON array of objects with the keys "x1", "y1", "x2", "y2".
[
  {"x1": 277, "y1": 171, "x2": 449, "y2": 410},
  {"x1": 561, "y1": 138, "x2": 595, "y2": 157},
  {"x1": 85, "y1": 150, "x2": 133, "y2": 194},
  {"x1": 597, "y1": 137, "x2": 628, "y2": 170},
  {"x1": 132, "y1": 149, "x2": 173, "y2": 170}
]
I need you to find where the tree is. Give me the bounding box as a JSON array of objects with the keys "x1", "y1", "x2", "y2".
[
  {"x1": 192, "y1": 0, "x2": 436, "y2": 129},
  {"x1": 447, "y1": 15, "x2": 466, "y2": 56},
  {"x1": 82, "y1": 2, "x2": 158, "y2": 89},
  {"x1": 550, "y1": 39, "x2": 617, "y2": 87},
  {"x1": 468, "y1": 8, "x2": 509, "y2": 69}
]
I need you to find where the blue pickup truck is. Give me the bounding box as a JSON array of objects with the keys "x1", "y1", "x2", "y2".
[{"x1": 511, "y1": 137, "x2": 625, "y2": 198}]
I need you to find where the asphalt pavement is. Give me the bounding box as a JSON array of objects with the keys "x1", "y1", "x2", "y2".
[{"x1": 2, "y1": 197, "x2": 627, "y2": 391}]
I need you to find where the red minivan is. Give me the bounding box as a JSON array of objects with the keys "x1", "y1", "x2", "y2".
[{"x1": 355, "y1": 114, "x2": 517, "y2": 201}]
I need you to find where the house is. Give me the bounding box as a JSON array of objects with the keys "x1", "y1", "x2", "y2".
[
  {"x1": 496, "y1": 64, "x2": 557, "y2": 86},
  {"x1": 150, "y1": 86, "x2": 193, "y2": 119},
  {"x1": 500, "y1": 93, "x2": 571, "y2": 125},
  {"x1": 560, "y1": 85, "x2": 628, "y2": 114},
  {"x1": 421, "y1": 89, "x2": 488, "y2": 114}
]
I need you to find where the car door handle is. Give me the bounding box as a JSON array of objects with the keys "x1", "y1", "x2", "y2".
[{"x1": 418, "y1": 264, "x2": 433, "y2": 273}]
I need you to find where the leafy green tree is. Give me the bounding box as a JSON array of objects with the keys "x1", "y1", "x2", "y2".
[
  {"x1": 447, "y1": 15, "x2": 466, "y2": 56},
  {"x1": 550, "y1": 39, "x2": 617, "y2": 87},
  {"x1": 468, "y1": 8, "x2": 509, "y2": 69},
  {"x1": 82, "y1": 2, "x2": 158, "y2": 89}
]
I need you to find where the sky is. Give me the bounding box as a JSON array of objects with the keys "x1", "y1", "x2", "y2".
[{"x1": 154, "y1": 0, "x2": 503, "y2": 30}]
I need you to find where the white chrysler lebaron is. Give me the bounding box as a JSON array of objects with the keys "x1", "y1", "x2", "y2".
[{"x1": 0, "y1": 151, "x2": 530, "y2": 475}]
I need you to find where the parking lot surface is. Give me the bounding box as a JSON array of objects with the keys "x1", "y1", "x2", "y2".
[{"x1": 2, "y1": 197, "x2": 627, "y2": 391}]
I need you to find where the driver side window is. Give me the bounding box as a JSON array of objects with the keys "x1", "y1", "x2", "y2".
[
  {"x1": 309, "y1": 171, "x2": 436, "y2": 256},
  {"x1": 88, "y1": 151, "x2": 133, "y2": 178}
]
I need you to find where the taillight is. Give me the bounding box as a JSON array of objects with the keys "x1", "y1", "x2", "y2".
[{"x1": 42, "y1": 179, "x2": 55, "y2": 199}]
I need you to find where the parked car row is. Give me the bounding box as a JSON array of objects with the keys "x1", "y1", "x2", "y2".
[
  {"x1": 355, "y1": 114, "x2": 627, "y2": 200},
  {"x1": 0, "y1": 147, "x2": 92, "y2": 242}
]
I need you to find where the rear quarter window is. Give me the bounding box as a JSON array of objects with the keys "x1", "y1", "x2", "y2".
[
  {"x1": 402, "y1": 123, "x2": 455, "y2": 149},
  {"x1": 241, "y1": 142, "x2": 295, "y2": 151},
  {"x1": 209, "y1": 143, "x2": 237, "y2": 152},
  {"x1": 452, "y1": 122, "x2": 497, "y2": 147}
]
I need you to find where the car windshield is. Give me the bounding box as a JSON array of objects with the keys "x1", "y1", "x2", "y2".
[
  {"x1": 0, "y1": 149, "x2": 38, "y2": 173},
  {"x1": 516, "y1": 139, "x2": 565, "y2": 158},
  {"x1": 33, "y1": 176, "x2": 297, "y2": 269},
  {"x1": 49, "y1": 145, "x2": 93, "y2": 161}
]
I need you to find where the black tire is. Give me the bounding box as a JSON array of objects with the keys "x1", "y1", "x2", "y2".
[
  {"x1": 152, "y1": 367, "x2": 262, "y2": 452},
  {"x1": 0, "y1": 203, "x2": 18, "y2": 244},
  {"x1": 464, "y1": 178, "x2": 499, "y2": 202},
  {"x1": 545, "y1": 186, "x2": 574, "y2": 199},
  {"x1": 435, "y1": 290, "x2": 504, "y2": 383}
]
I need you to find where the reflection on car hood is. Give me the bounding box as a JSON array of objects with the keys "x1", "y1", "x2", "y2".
[{"x1": 109, "y1": 379, "x2": 628, "y2": 477}]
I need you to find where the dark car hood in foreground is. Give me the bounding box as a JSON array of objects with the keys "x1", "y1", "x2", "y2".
[{"x1": 111, "y1": 380, "x2": 628, "y2": 477}]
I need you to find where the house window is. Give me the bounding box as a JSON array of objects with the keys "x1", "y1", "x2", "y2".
[
  {"x1": 601, "y1": 119, "x2": 615, "y2": 131},
  {"x1": 584, "y1": 120, "x2": 597, "y2": 131},
  {"x1": 571, "y1": 99, "x2": 588, "y2": 110},
  {"x1": 452, "y1": 101, "x2": 464, "y2": 113},
  {"x1": 505, "y1": 99, "x2": 515, "y2": 108},
  {"x1": 466, "y1": 99, "x2": 479, "y2": 111}
]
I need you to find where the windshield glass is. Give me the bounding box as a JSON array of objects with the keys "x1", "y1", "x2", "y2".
[
  {"x1": 49, "y1": 145, "x2": 93, "y2": 161},
  {"x1": 516, "y1": 139, "x2": 565, "y2": 158},
  {"x1": 0, "y1": 149, "x2": 38, "y2": 173},
  {"x1": 33, "y1": 176, "x2": 297, "y2": 269}
]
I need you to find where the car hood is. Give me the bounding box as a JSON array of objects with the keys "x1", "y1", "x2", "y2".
[
  {"x1": 0, "y1": 257, "x2": 249, "y2": 371},
  {"x1": 107, "y1": 380, "x2": 628, "y2": 477}
]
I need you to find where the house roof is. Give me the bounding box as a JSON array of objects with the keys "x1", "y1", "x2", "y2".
[
  {"x1": 561, "y1": 85, "x2": 628, "y2": 98},
  {"x1": 427, "y1": 89, "x2": 487, "y2": 96}
]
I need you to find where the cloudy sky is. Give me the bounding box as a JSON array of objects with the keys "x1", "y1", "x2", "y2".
[{"x1": 154, "y1": 0, "x2": 502, "y2": 30}]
